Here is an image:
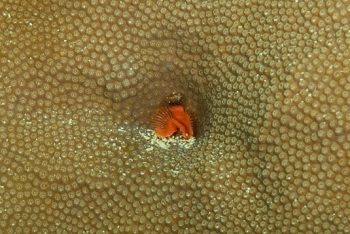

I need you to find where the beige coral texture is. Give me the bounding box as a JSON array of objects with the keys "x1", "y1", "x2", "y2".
[{"x1": 0, "y1": 0, "x2": 350, "y2": 233}]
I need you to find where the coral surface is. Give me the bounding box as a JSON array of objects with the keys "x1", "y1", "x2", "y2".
[{"x1": 0, "y1": 0, "x2": 349, "y2": 233}]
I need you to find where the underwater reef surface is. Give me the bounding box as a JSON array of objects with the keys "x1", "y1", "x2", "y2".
[{"x1": 0, "y1": 0, "x2": 349, "y2": 233}]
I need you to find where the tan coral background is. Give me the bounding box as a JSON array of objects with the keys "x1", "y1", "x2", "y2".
[{"x1": 0, "y1": 0, "x2": 350, "y2": 233}]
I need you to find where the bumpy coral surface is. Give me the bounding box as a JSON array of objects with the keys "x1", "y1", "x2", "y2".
[{"x1": 0, "y1": 0, "x2": 349, "y2": 233}]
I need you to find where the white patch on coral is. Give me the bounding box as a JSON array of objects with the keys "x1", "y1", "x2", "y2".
[{"x1": 138, "y1": 127, "x2": 195, "y2": 150}]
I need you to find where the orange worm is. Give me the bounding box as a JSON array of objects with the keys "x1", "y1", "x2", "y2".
[{"x1": 152, "y1": 105, "x2": 193, "y2": 139}]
